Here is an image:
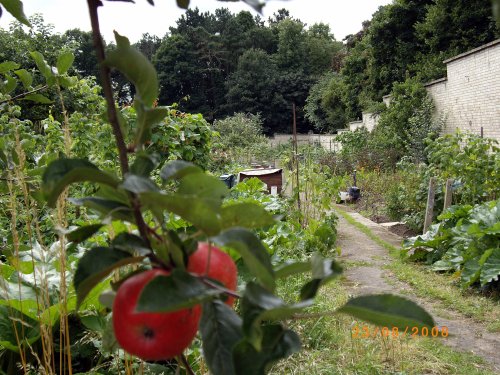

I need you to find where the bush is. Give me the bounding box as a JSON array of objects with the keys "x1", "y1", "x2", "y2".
[
  {"x1": 209, "y1": 113, "x2": 274, "y2": 172},
  {"x1": 403, "y1": 199, "x2": 500, "y2": 288}
]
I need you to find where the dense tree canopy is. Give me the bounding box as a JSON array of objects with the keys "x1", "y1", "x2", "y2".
[
  {"x1": 153, "y1": 8, "x2": 342, "y2": 133},
  {"x1": 1, "y1": 2, "x2": 497, "y2": 134}
]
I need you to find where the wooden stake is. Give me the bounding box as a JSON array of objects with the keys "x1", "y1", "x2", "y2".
[
  {"x1": 443, "y1": 178, "x2": 454, "y2": 212},
  {"x1": 292, "y1": 103, "x2": 301, "y2": 216},
  {"x1": 423, "y1": 177, "x2": 437, "y2": 234}
]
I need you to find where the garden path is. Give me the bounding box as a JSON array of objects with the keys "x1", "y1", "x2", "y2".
[{"x1": 335, "y1": 210, "x2": 500, "y2": 372}]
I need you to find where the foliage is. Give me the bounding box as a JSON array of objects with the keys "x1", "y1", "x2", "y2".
[
  {"x1": 0, "y1": 1, "x2": 437, "y2": 374},
  {"x1": 154, "y1": 8, "x2": 342, "y2": 132},
  {"x1": 304, "y1": 72, "x2": 347, "y2": 133},
  {"x1": 209, "y1": 113, "x2": 273, "y2": 171},
  {"x1": 425, "y1": 132, "x2": 500, "y2": 205},
  {"x1": 403, "y1": 199, "x2": 500, "y2": 288},
  {"x1": 371, "y1": 77, "x2": 441, "y2": 165},
  {"x1": 386, "y1": 132, "x2": 499, "y2": 231}
]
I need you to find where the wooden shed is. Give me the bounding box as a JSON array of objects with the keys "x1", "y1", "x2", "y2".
[{"x1": 238, "y1": 168, "x2": 283, "y2": 195}]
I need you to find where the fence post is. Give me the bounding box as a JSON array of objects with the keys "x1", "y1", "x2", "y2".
[
  {"x1": 443, "y1": 178, "x2": 454, "y2": 212},
  {"x1": 423, "y1": 177, "x2": 437, "y2": 234}
]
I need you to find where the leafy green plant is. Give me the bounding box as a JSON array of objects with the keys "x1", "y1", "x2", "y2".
[{"x1": 403, "y1": 199, "x2": 500, "y2": 288}]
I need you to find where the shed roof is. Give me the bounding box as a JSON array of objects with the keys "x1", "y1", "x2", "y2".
[{"x1": 239, "y1": 168, "x2": 282, "y2": 176}]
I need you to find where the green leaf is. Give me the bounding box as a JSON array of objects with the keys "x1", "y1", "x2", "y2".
[
  {"x1": 177, "y1": 173, "x2": 229, "y2": 207},
  {"x1": 200, "y1": 300, "x2": 243, "y2": 375},
  {"x1": 30, "y1": 51, "x2": 53, "y2": 81},
  {"x1": 461, "y1": 258, "x2": 481, "y2": 286},
  {"x1": 141, "y1": 173, "x2": 228, "y2": 235},
  {"x1": 0, "y1": 0, "x2": 30, "y2": 26},
  {"x1": 141, "y1": 192, "x2": 222, "y2": 235},
  {"x1": 0, "y1": 306, "x2": 39, "y2": 352},
  {"x1": 136, "y1": 269, "x2": 221, "y2": 312},
  {"x1": 338, "y1": 294, "x2": 435, "y2": 330},
  {"x1": 69, "y1": 197, "x2": 134, "y2": 222},
  {"x1": 0, "y1": 61, "x2": 19, "y2": 74},
  {"x1": 275, "y1": 261, "x2": 311, "y2": 279},
  {"x1": 121, "y1": 174, "x2": 159, "y2": 194},
  {"x1": 111, "y1": 233, "x2": 151, "y2": 256},
  {"x1": 131, "y1": 152, "x2": 160, "y2": 177},
  {"x1": 233, "y1": 325, "x2": 301, "y2": 375},
  {"x1": 2, "y1": 74, "x2": 16, "y2": 94},
  {"x1": 212, "y1": 228, "x2": 275, "y2": 290},
  {"x1": 14, "y1": 69, "x2": 32, "y2": 88},
  {"x1": 56, "y1": 51, "x2": 74, "y2": 75},
  {"x1": 160, "y1": 160, "x2": 202, "y2": 181},
  {"x1": 105, "y1": 31, "x2": 158, "y2": 106},
  {"x1": 65, "y1": 224, "x2": 104, "y2": 243},
  {"x1": 221, "y1": 203, "x2": 276, "y2": 230},
  {"x1": 74, "y1": 247, "x2": 144, "y2": 308},
  {"x1": 176, "y1": 0, "x2": 189, "y2": 9},
  {"x1": 480, "y1": 248, "x2": 500, "y2": 286},
  {"x1": 134, "y1": 103, "x2": 169, "y2": 146},
  {"x1": 300, "y1": 254, "x2": 342, "y2": 300},
  {"x1": 241, "y1": 282, "x2": 311, "y2": 350},
  {"x1": 41, "y1": 158, "x2": 119, "y2": 207},
  {"x1": 23, "y1": 93, "x2": 52, "y2": 104}
]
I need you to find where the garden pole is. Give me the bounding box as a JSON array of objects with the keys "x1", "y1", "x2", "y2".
[{"x1": 423, "y1": 177, "x2": 437, "y2": 234}]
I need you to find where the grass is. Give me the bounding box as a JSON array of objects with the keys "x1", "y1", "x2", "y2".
[
  {"x1": 335, "y1": 207, "x2": 500, "y2": 333},
  {"x1": 269, "y1": 273, "x2": 495, "y2": 375}
]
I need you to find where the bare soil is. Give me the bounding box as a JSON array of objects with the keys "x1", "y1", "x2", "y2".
[{"x1": 335, "y1": 211, "x2": 500, "y2": 371}]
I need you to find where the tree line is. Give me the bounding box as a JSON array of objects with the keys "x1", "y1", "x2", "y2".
[{"x1": 1, "y1": 0, "x2": 498, "y2": 134}]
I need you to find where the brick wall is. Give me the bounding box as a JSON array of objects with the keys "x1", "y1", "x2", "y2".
[{"x1": 425, "y1": 39, "x2": 500, "y2": 141}]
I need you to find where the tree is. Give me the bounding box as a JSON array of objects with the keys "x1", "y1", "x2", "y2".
[
  {"x1": 305, "y1": 72, "x2": 347, "y2": 132},
  {"x1": 62, "y1": 29, "x2": 99, "y2": 78},
  {"x1": 224, "y1": 48, "x2": 287, "y2": 133},
  {"x1": 372, "y1": 77, "x2": 439, "y2": 164},
  {"x1": 367, "y1": 0, "x2": 432, "y2": 98},
  {"x1": 134, "y1": 33, "x2": 161, "y2": 61},
  {"x1": 416, "y1": 0, "x2": 498, "y2": 55}
]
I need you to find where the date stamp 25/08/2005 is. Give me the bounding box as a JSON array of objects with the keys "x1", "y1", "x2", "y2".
[{"x1": 352, "y1": 325, "x2": 449, "y2": 339}]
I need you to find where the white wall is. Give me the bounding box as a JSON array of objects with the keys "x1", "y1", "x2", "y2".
[{"x1": 426, "y1": 39, "x2": 500, "y2": 141}]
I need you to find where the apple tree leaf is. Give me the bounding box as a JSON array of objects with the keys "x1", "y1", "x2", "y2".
[
  {"x1": 29, "y1": 51, "x2": 53, "y2": 81},
  {"x1": 200, "y1": 300, "x2": 243, "y2": 375},
  {"x1": 42, "y1": 158, "x2": 119, "y2": 207},
  {"x1": 233, "y1": 325, "x2": 301, "y2": 374},
  {"x1": 56, "y1": 51, "x2": 74, "y2": 75},
  {"x1": 212, "y1": 228, "x2": 275, "y2": 291},
  {"x1": 23, "y1": 93, "x2": 52, "y2": 104},
  {"x1": 65, "y1": 224, "x2": 104, "y2": 243},
  {"x1": 105, "y1": 31, "x2": 158, "y2": 106},
  {"x1": 14, "y1": 69, "x2": 32, "y2": 88},
  {"x1": 69, "y1": 197, "x2": 134, "y2": 222},
  {"x1": 338, "y1": 294, "x2": 435, "y2": 331},
  {"x1": 159, "y1": 160, "x2": 202, "y2": 181},
  {"x1": 120, "y1": 174, "x2": 160, "y2": 194},
  {"x1": 221, "y1": 203, "x2": 276, "y2": 230},
  {"x1": 0, "y1": 0, "x2": 30, "y2": 26},
  {"x1": 300, "y1": 253, "x2": 342, "y2": 300},
  {"x1": 74, "y1": 247, "x2": 144, "y2": 308},
  {"x1": 241, "y1": 282, "x2": 311, "y2": 350},
  {"x1": 136, "y1": 269, "x2": 221, "y2": 312}
]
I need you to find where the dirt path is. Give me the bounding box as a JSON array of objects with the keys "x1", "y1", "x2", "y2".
[{"x1": 335, "y1": 211, "x2": 500, "y2": 371}]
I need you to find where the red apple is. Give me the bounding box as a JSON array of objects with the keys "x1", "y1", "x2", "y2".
[
  {"x1": 187, "y1": 242, "x2": 238, "y2": 306},
  {"x1": 112, "y1": 269, "x2": 201, "y2": 360}
]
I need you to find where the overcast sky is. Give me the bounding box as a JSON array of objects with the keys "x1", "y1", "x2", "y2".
[{"x1": 0, "y1": 0, "x2": 392, "y2": 43}]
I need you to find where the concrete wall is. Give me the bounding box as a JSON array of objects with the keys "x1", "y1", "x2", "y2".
[
  {"x1": 425, "y1": 39, "x2": 500, "y2": 141},
  {"x1": 270, "y1": 133, "x2": 342, "y2": 152},
  {"x1": 347, "y1": 112, "x2": 379, "y2": 133}
]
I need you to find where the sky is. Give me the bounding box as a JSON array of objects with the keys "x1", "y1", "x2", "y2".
[{"x1": 0, "y1": 0, "x2": 392, "y2": 43}]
